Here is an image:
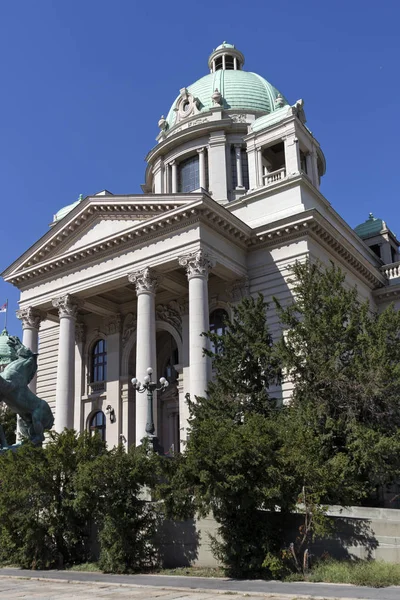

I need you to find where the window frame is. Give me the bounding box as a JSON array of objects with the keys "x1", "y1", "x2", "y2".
[{"x1": 91, "y1": 338, "x2": 107, "y2": 384}]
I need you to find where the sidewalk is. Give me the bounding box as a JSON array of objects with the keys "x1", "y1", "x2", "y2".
[{"x1": 1, "y1": 567, "x2": 399, "y2": 600}]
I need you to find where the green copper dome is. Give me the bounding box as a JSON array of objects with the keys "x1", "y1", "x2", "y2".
[
  {"x1": 53, "y1": 194, "x2": 84, "y2": 224},
  {"x1": 165, "y1": 44, "x2": 288, "y2": 129},
  {"x1": 354, "y1": 213, "x2": 385, "y2": 239}
]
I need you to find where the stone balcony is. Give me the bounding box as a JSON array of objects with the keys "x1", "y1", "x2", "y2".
[{"x1": 382, "y1": 261, "x2": 400, "y2": 282}]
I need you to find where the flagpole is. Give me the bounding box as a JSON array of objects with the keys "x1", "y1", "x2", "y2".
[{"x1": 4, "y1": 300, "x2": 8, "y2": 331}]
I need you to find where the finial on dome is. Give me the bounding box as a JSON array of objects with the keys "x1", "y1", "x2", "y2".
[
  {"x1": 369, "y1": 212, "x2": 375, "y2": 220},
  {"x1": 78, "y1": 194, "x2": 83, "y2": 201},
  {"x1": 211, "y1": 88, "x2": 222, "y2": 105}
]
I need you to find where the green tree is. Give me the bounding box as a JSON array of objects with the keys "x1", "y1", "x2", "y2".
[
  {"x1": 171, "y1": 295, "x2": 292, "y2": 577},
  {"x1": 75, "y1": 441, "x2": 163, "y2": 573},
  {"x1": 274, "y1": 260, "x2": 400, "y2": 560},
  {"x1": 0, "y1": 403, "x2": 16, "y2": 445},
  {"x1": 0, "y1": 430, "x2": 105, "y2": 569}
]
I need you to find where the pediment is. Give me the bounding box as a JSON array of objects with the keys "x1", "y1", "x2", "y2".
[
  {"x1": 3, "y1": 195, "x2": 197, "y2": 278},
  {"x1": 53, "y1": 216, "x2": 145, "y2": 256},
  {"x1": 3, "y1": 194, "x2": 253, "y2": 286}
]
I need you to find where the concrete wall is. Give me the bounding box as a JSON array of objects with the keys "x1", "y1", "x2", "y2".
[{"x1": 157, "y1": 507, "x2": 400, "y2": 567}]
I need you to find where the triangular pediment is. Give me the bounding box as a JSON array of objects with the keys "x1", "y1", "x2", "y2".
[
  {"x1": 3, "y1": 193, "x2": 254, "y2": 287},
  {"x1": 2, "y1": 194, "x2": 205, "y2": 279},
  {"x1": 53, "y1": 215, "x2": 146, "y2": 256}
]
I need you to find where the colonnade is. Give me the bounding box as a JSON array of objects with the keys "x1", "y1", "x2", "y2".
[{"x1": 16, "y1": 249, "x2": 215, "y2": 445}]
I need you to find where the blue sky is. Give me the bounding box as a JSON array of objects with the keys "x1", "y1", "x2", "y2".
[{"x1": 1, "y1": 0, "x2": 399, "y2": 335}]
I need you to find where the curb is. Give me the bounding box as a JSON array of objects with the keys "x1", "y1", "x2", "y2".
[{"x1": 0, "y1": 574, "x2": 376, "y2": 600}]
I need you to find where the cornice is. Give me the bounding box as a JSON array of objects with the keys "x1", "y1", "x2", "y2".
[
  {"x1": 252, "y1": 210, "x2": 386, "y2": 290},
  {"x1": 4, "y1": 197, "x2": 253, "y2": 287},
  {"x1": 373, "y1": 285, "x2": 400, "y2": 301},
  {"x1": 2, "y1": 195, "x2": 201, "y2": 280},
  {"x1": 4, "y1": 191, "x2": 388, "y2": 295}
]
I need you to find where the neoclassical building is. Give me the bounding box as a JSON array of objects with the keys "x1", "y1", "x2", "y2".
[{"x1": 3, "y1": 42, "x2": 400, "y2": 451}]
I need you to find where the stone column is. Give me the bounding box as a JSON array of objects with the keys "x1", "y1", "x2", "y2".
[
  {"x1": 179, "y1": 250, "x2": 215, "y2": 400},
  {"x1": 305, "y1": 152, "x2": 313, "y2": 179},
  {"x1": 257, "y1": 148, "x2": 264, "y2": 187},
  {"x1": 208, "y1": 130, "x2": 227, "y2": 201},
  {"x1": 16, "y1": 307, "x2": 44, "y2": 393},
  {"x1": 235, "y1": 144, "x2": 244, "y2": 188},
  {"x1": 311, "y1": 148, "x2": 319, "y2": 190},
  {"x1": 198, "y1": 148, "x2": 206, "y2": 189},
  {"x1": 52, "y1": 294, "x2": 79, "y2": 432},
  {"x1": 284, "y1": 134, "x2": 301, "y2": 176},
  {"x1": 128, "y1": 268, "x2": 159, "y2": 445},
  {"x1": 170, "y1": 160, "x2": 178, "y2": 194}
]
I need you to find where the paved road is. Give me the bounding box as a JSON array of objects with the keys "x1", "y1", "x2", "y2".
[{"x1": 1, "y1": 568, "x2": 400, "y2": 599}]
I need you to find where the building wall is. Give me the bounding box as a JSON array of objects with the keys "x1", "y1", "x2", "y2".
[{"x1": 36, "y1": 320, "x2": 59, "y2": 416}]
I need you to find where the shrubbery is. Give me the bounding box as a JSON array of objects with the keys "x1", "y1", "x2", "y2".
[{"x1": 0, "y1": 431, "x2": 166, "y2": 571}]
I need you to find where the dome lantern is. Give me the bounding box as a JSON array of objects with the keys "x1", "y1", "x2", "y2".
[{"x1": 208, "y1": 42, "x2": 245, "y2": 73}]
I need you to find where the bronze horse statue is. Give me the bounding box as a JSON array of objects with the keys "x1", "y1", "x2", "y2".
[{"x1": 0, "y1": 337, "x2": 54, "y2": 449}]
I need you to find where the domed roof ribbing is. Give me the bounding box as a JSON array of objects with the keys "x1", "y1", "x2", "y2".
[{"x1": 165, "y1": 43, "x2": 288, "y2": 129}]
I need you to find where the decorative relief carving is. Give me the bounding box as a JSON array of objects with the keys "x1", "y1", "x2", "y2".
[
  {"x1": 105, "y1": 313, "x2": 122, "y2": 336},
  {"x1": 230, "y1": 114, "x2": 247, "y2": 123},
  {"x1": 187, "y1": 117, "x2": 209, "y2": 128},
  {"x1": 156, "y1": 303, "x2": 182, "y2": 336},
  {"x1": 16, "y1": 307, "x2": 45, "y2": 330},
  {"x1": 228, "y1": 278, "x2": 250, "y2": 302},
  {"x1": 122, "y1": 313, "x2": 136, "y2": 348},
  {"x1": 75, "y1": 321, "x2": 86, "y2": 343},
  {"x1": 178, "y1": 249, "x2": 216, "y2": 280},
  {"x1": 174, "y1": 87, "x2": 200, "y2": 123},
  {"x1": 52, "y1": 294, "x2": 80, "y2": 319},
  {"x1": 128, "y1": 267, "x2": 160, "y2": 295}
]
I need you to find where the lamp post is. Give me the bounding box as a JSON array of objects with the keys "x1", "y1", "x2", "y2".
[{"x1": 131, "y1": 367, "x2": 169, "y2": 451}]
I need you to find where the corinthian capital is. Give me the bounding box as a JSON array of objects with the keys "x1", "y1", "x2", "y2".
[
  {"x1": 52, "y1": 294, "x2": 80, "y2": 319},
  {"x1": 179, "y1": 249, "x2": 215, "y2": 280},
  {"x1": 128, "y1": 267, "x2": 160, "y2": 295},
  {"x1": 16, "y1": 307, "x2": 45, "y2": 330}
]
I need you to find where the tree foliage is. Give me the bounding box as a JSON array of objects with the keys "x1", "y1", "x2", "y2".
[
  {"x1": 0, "y1": 432, "x2": 164, "y2": 572},
  {"x1": 275, "y1": 261, "x2": 400, "y2": 507}
]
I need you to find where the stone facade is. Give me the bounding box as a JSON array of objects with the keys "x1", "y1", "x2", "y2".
[{"x1": 3, "y1": 43, "x2": 400, "y2": 450}]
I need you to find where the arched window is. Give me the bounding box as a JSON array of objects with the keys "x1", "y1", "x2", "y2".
[
  {"x1": 88, "y1": 411, "x2": 106, "y2": 441},
  {"x1": 91, "y1": 339, "x2": 107, "y2": 383},
  {"x1": 209, "y1": 309, "x2": 229, "y2": 354},
  {"x1": 210, "y1": 308, "x2": 229, "y2": 336},
  {"x1": 178, "y1": 155, "x2": 199, "y2": 192}
]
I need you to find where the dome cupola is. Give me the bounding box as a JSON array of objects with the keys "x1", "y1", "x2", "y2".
[{"x1": 208, "y1": 42, "x2": 245, "y2": 72}]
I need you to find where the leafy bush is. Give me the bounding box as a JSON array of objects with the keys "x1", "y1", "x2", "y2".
[
  {"x1": 75, "y1": 442, "x2": 162, "y2": 573},
  {"x1": 0, "y1": 432, "x2": 163, "y2": 572},
  {"x1": 0, "y1": 430, "x2": 105, "y2": 568}
]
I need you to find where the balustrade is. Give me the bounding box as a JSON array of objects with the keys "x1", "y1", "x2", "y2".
[
  {"x1": 263, "y1": 167, "x2": 286, "y2": 186},
  {"x1": 382, "y1": 262, "x2": 400, "y2": 280}
]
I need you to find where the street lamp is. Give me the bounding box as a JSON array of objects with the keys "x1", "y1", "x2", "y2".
[{"x1": 131, "y1": 367, "x2": 169, "y2": 449}]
